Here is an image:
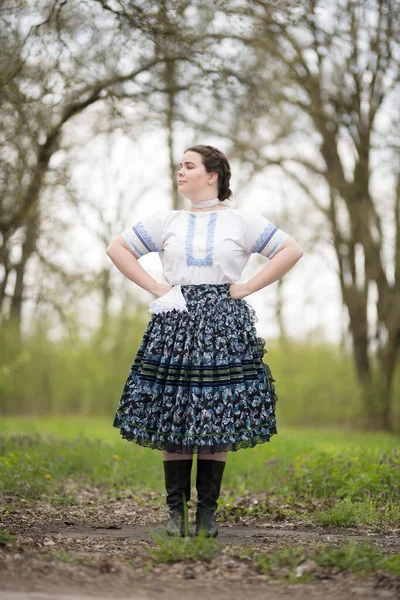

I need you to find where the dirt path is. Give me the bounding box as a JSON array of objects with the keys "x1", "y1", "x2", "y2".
[
  {"x1": 1, "y1": 569, "x2": 398, "y2": 600},
  {"x1": 1, "y1": 492, "x2": 399, "y2": 599},
  {"x1": 2, "y1": 522, "x2": 399, "y2": 600},
  {"x1": 40, "y1": 522, "x2": 400, "y2": 547}
]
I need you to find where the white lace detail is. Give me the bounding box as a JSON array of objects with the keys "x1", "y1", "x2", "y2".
[
  {"x1": 148, "y1": 285, "x2": 188, "y2": 314},
  {"x1": 190, "y1": 197, "x2": 221, "y2": 208}
]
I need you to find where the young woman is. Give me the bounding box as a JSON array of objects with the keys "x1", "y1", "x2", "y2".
[{"x1": 106, "y1": 145, "x2": 303, "y2": 538}]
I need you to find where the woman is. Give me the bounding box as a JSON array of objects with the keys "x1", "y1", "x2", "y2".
[{"x1": 106, "y1": 145, "x2": 303, "y2": 538}]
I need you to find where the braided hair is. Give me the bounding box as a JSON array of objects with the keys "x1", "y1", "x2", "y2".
[{"x1": 184, "y1": 145, "x2": 233, "y2": 202}]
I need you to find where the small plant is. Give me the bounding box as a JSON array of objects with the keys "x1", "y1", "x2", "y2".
[
  {"x1": 53, "y1": 548, "x2": 75, "y2": 563},
  {"x1": 316, "y1": 540, "x2": 390, "y2": 574},
  {"x1": 316, "y1": 497, "x2": 400, "y2": 527},
  {"x1": 255, "y1": 547, "x2": 308, "y2": 579},
  {"x1": 0, "y1": 530, "x2": 15, "y2": 546},
  {"x1": 149, "y1": 531, "x2": 220, "y2": 563},
  {"x1": 52, "y1": 492, "x2": 77, "y2": 506},
  {"x1": 316, "y1": 498, "x2": 358, "y2": 526},
  {"x1": 253, "y1": 540, "x2": 400, "y2": 582},
  {"x1": 286, "y1": 449, "x2": 400, "y2": 503}
]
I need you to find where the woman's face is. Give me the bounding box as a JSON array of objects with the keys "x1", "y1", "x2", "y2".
[{"x1": 177, "y1": 151, "x2": 217, "y2": 199}]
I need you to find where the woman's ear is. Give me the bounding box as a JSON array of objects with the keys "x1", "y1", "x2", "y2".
[{"x1": 208, "y1": 172, "x2": 218, "y2": 185}]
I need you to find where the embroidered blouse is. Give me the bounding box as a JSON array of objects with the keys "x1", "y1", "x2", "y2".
[{"x1": 121, "y1": 207, "x2": 288, "y2": 287}]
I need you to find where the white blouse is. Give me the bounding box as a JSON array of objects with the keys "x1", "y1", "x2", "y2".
[{"x1": 121, "y1": 207, "x2": 288, "y2": 313}]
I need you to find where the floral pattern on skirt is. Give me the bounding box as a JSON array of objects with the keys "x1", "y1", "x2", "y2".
[{"x1": 113, "y1": 283, "x2": 278, "y2": 454}]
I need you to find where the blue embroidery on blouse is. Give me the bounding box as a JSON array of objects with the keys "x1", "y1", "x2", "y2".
[
  {"x1": 185, "y1": 213, "x2": 218, "y2": 267},
  {"x1": 133, "y1": 221, "x2": 159, "y2": 253},
  {"x1": 252, "y1": 225, "x2": 277, "y2": 254}
]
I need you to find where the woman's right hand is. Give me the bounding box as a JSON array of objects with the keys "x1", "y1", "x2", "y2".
[
  {"x1": 229, "y1": 283, "x2": 252, "y2": 299},
  {"x1": 151, "y1": 283, "x2": 173, "y2": 297}
]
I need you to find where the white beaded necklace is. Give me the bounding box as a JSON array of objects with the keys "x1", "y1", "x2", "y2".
[{"x1": 190, "y1": 198, "x2": 221, "y2": 209}]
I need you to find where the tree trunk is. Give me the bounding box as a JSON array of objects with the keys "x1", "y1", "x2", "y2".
[
  {"x1": 0, "y1": 236, "x2": 11, "y2": 318},
  {"x1": 96, "y1": 267, "x2": 112, "y2": 344},
  {"x1": 360, "y1": 371, "x2": 393, "y2": 431},
  {"x1": 9, "y1": 209, "x2": 39, "y2": 335}
]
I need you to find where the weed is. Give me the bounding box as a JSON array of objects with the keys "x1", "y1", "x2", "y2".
[
  {"x1": 0, "y1": 529, "x2": 15, "y2": 546},
  {"x1": 253, "y1": 540, "x2": 400, "y2": 582},
  {"x1": 316, "y1": 498, "x2": 359, "y2": 526},
  {"x1": 53, "y1": 548, "x2": 76, "y2": 563},
  {"x1": 316, "y1": 497, "x2": 400, "y2": 527},
  {"x1": 149, "y1": 531, "x2": 220, "y2": 563},
  {"x1": 315, "y1": 540, "x2": 399, "y2": 575},
  {"x1": 255, "y1": 546, "x2": 309, "y2": 581},
  {"x1": 52, "y1": 492, "x2": 77, "y2": 506}
]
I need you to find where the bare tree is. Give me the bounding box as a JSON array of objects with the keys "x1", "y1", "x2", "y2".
[
  {"x1": 216, "y1": 0, "x2": 400, "y2": 429},
  {"x1": 0, "y1": 0, "x2": 210, "y2": 331}
]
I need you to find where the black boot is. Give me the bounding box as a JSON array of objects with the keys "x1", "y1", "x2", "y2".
[
  {"x1": 163, "y1": 459, "x2": 193, "y2": 537},
  {"x1": 195, "y1": 459, "x2": 226, "y2": 538}
]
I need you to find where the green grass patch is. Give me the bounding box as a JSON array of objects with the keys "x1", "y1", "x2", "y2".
[
  {"x1": 149, "y1": 531, "x2": 220, "y2": 563},
  {"x1": 252, "y1": 540, "x2": 400, "y2": 581},
  {"x1": 0, "y1": 433, "x2": 164, "y2": 499},
  {"x1": 316, "y1": 540, "x2": 399, "y2": 575},
  {"x1": 282, "y1": 448, "x2": 400, "y2": 502},
  {"x1": 53, "y1": 549, "x2": 79, "y2": 563},
  {"x1": 254, "y1": 546, "x2": 310, "y2": 581},
  {"x1": 316, "y1": 497, "x2": 400, "y2": 527},
  {"x1": 0, "y1": 419, "x2": 399, "y2": 530},
  {"x1": 0, "y1": 529, "x2": 15, "y2": 546}
]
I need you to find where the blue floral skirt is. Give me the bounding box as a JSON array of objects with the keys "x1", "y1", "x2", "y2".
[{"x1": 113, "y1": 283, "x2": 278, "y2": 454}]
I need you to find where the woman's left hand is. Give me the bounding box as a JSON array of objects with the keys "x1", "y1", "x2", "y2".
[{"x1": 229, "y1": 283, "x2": 252, "y2": 299}]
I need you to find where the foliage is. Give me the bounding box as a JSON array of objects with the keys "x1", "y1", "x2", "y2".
[
  {"x1": 253, "y1": 540, "x2": 400, "y2": 581},
  {"x1": 1, "y1": 425, "x2": 399, "y2": 528},
  {"x1": 0, "y1": 433, "x2": 164, "y2": 499},
  {"x1": 316, "y1": 497, "x2": 400, "y2": 527},
  {"x1": 149, "y1": 532, "x2": 220, "y2": 563},
  {"x1": 0, "y1": 529, "x2": 15, "y2": 546},
  {"x1": 285, "y1": 448, "x2": 400, "y2": 502},
  {"x1": 0, "y1": 311, "x2": 149, "y2": 416}
]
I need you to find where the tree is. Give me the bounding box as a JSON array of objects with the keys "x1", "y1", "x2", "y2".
[
  {"x1": 219, "y1": 0, "x2": 400, "y2": 428},
  {"x1": 0, "y1": 0, "x2": 202, "y2": 331}
]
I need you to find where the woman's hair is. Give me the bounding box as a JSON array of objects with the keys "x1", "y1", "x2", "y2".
[{"x1": 184, "y1": 144, "x2": 232, "y2": 202}]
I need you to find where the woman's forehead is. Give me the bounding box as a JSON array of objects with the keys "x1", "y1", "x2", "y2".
[{"x1": 181, "y1": 150, "x2": 202, "y2": 164}]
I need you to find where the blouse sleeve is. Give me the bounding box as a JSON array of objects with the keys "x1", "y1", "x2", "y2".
[
  {"x1": 240, "y1": 210, "x2": 289, "y2": 259},
  {"x1": 121, "y1": 211, "x2": 167, "y2": 258}
]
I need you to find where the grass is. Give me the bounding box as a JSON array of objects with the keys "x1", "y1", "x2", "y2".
[
  {"x1": 0, "y1": 417, "x2": 399, "y2": 528},
  {"x1": 316, "y1": 497, "x2": 400, "y2": 527},
  {"x1": 149, "y1": 532, "x2": 220, "y2": 563},
  {"x1": 252, "y1": 540, "x2": 400, "y2": 582},
  {"x1": 0, "y1": 417, "x2": 399, "y2": 585},
  {"x1": 0, "y1": 529, "x2": 15, "y2": 546}
]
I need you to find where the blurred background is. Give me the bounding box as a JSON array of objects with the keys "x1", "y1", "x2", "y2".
[{"x1": 1, "y1": 0, "x2": 399, "y2": 431}]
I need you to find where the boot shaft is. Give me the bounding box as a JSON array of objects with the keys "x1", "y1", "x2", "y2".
[
  {"x1": 195, "y1": 459, "x2": 226, "y2": 537},
  {"x1": 196, "y1": 459, "x2": 226, "y2": 510},
  {"x1": 163, "y1": 459, "x2": 193, "y2": 507},
  {"x1": 163, "y1": 459, "x2": 193, "y2": 537}
]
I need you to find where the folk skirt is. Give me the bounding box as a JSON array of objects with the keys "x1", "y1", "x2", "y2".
[{"x1": 113, "y1": 283, "x2": 278, "y2": 454}]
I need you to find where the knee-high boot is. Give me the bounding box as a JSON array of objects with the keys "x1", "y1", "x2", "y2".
[
  {"x1": 163, "y1": 459, "x2": 193, "y2": 537},
  {"x1": 195, "y1": 459, "x2": 226, "y2": 538}
]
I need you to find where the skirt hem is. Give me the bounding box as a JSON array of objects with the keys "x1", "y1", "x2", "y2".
[{"x1": 113, "y1": 419, "x2": 277, "y2": 454}]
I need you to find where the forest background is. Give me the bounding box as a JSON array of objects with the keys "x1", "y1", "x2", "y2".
[{"x1": 1, "y1": 0, "x2": 399, "y2": 432}]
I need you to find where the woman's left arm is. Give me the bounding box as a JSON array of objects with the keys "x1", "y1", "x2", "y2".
[{"x1": 230, "y1": 237, "x2": 304, "y2": 299}]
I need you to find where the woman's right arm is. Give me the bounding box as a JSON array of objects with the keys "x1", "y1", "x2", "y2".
[{"x1": 106, "y1": 236, "x2": 172, "y2": 297}]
